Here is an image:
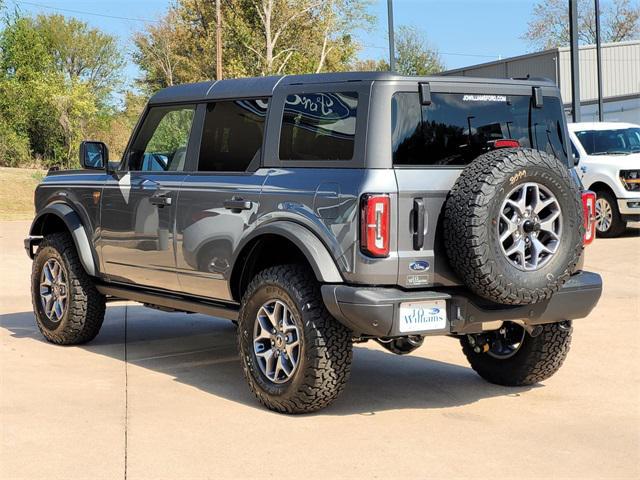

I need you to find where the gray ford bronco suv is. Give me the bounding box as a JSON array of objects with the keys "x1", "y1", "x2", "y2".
[{"x1": 26, "y1": 72, "x2": 603, "y2": 413}]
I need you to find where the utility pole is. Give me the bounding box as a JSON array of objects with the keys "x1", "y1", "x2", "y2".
[
  {"x1": 216, "y1": 0, "x2": 223, "y2": 80},
  {"x1": 595, "y1": 0, "x2": 604, "y2": 121},
  {"x1": 569, "y1": 0, "x2": 581, "y2": 122},
  {"x1": 387, "y1": 0, "x2": 396, "y2": 71}
]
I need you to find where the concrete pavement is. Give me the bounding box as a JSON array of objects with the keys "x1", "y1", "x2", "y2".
[{"x1": 1, "y1": 220, "x2": 639, "y2": 479}]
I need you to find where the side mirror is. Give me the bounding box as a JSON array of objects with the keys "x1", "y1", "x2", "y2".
[
  {"x1": 79, "y1": 141, "x2": 109, "y2": 170},
  {"x1": 572, "y1": 153, "x2": 580, "y2": 166}
]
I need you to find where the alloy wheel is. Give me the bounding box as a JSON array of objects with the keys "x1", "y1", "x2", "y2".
[
  {"x1": 498, "y1": 182, "x2": 563, "y2": 271},
  {"x1": 39, "y1": 258, "x2": 68, "y2": 323},
  {"x1": 595, "y1": 197, "x2": 613, "y2": 233},
  {"x1": 253, "y1": 300, "x2": 302, "y2": 384}
]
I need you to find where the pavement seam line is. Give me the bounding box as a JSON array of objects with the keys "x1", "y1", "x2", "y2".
[{"x1": 124, "y1": 305, "x2": 128, "y2": 480}]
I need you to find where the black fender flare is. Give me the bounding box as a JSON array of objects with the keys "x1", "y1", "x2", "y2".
[
  {"x1": 232, "y1": 221, "x2": 344, "y2": 284},
  {"x1": 29, "y1": 203, "x2": 97, "y2": 277}
]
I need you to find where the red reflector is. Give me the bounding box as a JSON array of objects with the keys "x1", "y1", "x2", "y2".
[
  {"x1": 582, "y1": 191, "x2": 597, "y2": 245},
  {"x1": 360, "y1": 194, "x2": 390, "y2": 258},
  {"x1": 492, "y1": 139, "x2": 521, "y2": 149}
]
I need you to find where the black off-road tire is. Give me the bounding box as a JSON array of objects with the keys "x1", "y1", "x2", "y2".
[
  {"x1": 460, "y1": 321, "x2": 573, "y2": 386},
  {"x1": 31, "y1": 232, "x2": 106, "y2": 344},
  {"x1": 443, "y1": 148, "x2": 584, "y2": 305},
  {"x1": 237, "y1": 265, "x2": 352, "y2": 414},
  {"x1": 594, "y1": 189, "x2": 626, "y2": 238}
]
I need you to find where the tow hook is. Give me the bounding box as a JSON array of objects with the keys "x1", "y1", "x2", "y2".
[
  {"x1": 523, "y1": 324, "x2": 543, "y2": 337},
  {"x1": 516, "y1": 322, "x2": 542, "y2": 338}
]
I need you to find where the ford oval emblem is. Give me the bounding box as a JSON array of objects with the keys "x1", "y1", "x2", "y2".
[
  {"x1": 409, "y1": 260, "x2": 430, "y2": 272},
  {"x1": 428, "y1": 307, "x2": 440, "y2": 314}
]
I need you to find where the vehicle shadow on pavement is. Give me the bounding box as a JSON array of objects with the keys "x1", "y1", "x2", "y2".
[
  {"x1": 0, "y1": 305, "x2": 534, "y2": 416},
  {"x1": 605, "y1": 226, "x2": 640, "y2": 238}
]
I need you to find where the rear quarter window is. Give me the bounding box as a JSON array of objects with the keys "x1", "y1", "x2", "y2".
[
  {"x1": 279, "y1": 91, "x2": 358, "y2": 161},
  {"x1": 392, "y1": 92, "x2": 567, "y2": 167}
]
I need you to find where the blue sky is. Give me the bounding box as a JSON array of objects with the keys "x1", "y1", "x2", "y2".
[{"x1": 6, "y1": 0, "x2": 538, "y2": 86}]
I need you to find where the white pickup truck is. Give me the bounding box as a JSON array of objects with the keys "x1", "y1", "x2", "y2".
[{"x1": 569, "y1": 122, "x2": 640, "y2": 237}]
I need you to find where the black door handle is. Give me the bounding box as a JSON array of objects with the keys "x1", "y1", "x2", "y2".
[
  {"x1": 412, "y1": 198, "x2": 425, "y2": 250},
  {"x1": 150, "y1": 194, "x2": 172, "y2": 207},
  {"x1": 224, "y1": 198, "x2": 252, "y2": 211}
]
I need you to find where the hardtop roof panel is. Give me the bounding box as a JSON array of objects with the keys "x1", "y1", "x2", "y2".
[{"x1": 148, "y1": 72, "x2": 557, "y2": 105}]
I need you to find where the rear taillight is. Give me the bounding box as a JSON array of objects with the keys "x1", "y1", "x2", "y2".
[
  {"x1": 360, "y1": 194, "x2": 390, "y2": 257},
  {"x1": 582, "y1": 190, "x2": 596, "y2": 245}
]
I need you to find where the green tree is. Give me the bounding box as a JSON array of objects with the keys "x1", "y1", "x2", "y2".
[
  {"x1": 133, "y1": 0, "x2": 374, "y2": 90},
  {"x1": 351, "y1": 57, "x2": 389, "y2": 72},
  {"x1": 0, "y1": 12, "x2": 124, "y2": 167},
  {"x1": 132, "y1": 10, "x2": 185, "y2": 89},
  {"x1": 394, "y1": 26, "x2": 444, "y2": 75},
  {"x1": 353, "y1": 26, "x2": 444, "y2": 76},
  {"x1": 36, "y1": 14, "x2": 124, "y2": 96},
  {"x1": 523, "y1": 0, "x2": 640, "y2": 50}
]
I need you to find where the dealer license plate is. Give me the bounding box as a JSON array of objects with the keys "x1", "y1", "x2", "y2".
[{"x1": 398, "y1": 300, "x2": 447, "y2": 333}]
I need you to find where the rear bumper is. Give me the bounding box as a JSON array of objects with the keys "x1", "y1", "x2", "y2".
[{"x1": 321, "y1": 271, "x2": 602, "y2": 337}]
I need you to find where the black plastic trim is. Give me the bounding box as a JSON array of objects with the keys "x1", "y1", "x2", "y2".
[
  {"x1": 96, "y1": 283, "x2": 239, "y2": 321},
  {"x1": 321, "y1": 271, "x2": 602, "y2": 337}
]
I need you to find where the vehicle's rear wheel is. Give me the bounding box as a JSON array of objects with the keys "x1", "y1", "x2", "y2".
[
  {"x1": 594, "y1": 189, "x2": 626, "y2": 238},
  {"x1": 31, "y1": 232, "x2": 106, "y2": 344},
  {"x1": 460, "y1": 321, "x2": 572, "y2": 386},
  {"x1": 443, "y1": 148, "x2": 584, "y2": 305},
  {"x1": 237, "y1": 265, "x2": 352, "y2": 414}
]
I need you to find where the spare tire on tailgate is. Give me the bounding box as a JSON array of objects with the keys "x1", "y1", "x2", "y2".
[{"x1": 443, "y1": 148, "x2": 584, "y2": 305}]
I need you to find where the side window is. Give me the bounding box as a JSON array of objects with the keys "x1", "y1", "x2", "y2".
[
  {"x1": 128, "y1": 105, "x2": 195, "y2": 172},
  {"x1": 531, "y1": 96, "x2": 567, "y2": 160},
  {"x1": 279, "y1": 91, "x2": 358, "y2": 161},
  {"x1": 198, "y1": 98, "x2": 268, "y2": 172}
]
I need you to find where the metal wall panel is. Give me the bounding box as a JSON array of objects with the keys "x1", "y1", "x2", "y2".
[
  {"x1": 443, "y1": 41, "x2": 639, "y2": 106},
  {"x1": 559, "y1": 41, "x2": 640, "y2": 103}
]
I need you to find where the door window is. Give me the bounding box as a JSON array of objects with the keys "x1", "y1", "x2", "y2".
[
  {"x1": 198, "y1": 98, "x2": 269, "y2": 172},
  {"x1": 127, "y1": 105, "x2": 196, "y2": 172}
]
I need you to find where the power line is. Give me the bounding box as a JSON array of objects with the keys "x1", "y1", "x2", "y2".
[
  {"x1": 362, "y1": 44, "x2": 499, "y2": 59},
  {"x1": 8, "y1": 1, "x2": 503, "y2": 61},
  {"x1": 9, "y1": 0, "x2": 161, "y2": 23}
]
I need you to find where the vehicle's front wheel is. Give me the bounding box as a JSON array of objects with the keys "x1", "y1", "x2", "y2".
[
  {"x1": 594, "y1": 190, "x2": 626, "y2": 238},
  {"x1": 460, "y1": 321, "x2": 572, "y2": 386},
  {"x1": 31, "y1": 232, "x2": 106, "y2": 344},
  {"x1": 237, "y1": 265, "x2": 352, "y2": 414}
]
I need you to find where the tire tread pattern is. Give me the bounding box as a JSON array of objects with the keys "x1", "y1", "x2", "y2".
[
  {"x1": 31, "y1": 232, "x2": 105, "y2": 345},
  {"x1": 237, "y1": 265, "x2": 352, "y2": 414},
  {"x1": 460, "y1": 322, "x2": 573, "y2": 386},
  {"x1": 443, "y1": 148, "x2": 584, "y2": 305}
]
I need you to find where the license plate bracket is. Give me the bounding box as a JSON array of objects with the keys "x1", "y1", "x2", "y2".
[{"x1": 398, "y1": 299, "x2": 448, "y2": 333}]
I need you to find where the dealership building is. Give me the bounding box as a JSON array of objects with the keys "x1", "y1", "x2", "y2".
[{"x1": 442, "y1": 40, "x2": 640, "y2": 123}]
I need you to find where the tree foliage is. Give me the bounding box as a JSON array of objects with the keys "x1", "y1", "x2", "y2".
[
  {"x1": 394, "y1": 26, "x2": 444, "y2": 75},
  {"x1": 523, "y1": 0, "x2": 640, "y2": 50},
  {"x1": 0, "y1": 12, "x2": 127, "y2": 167},
  {"x1": 352, "y1": 25, "x2": 444, "y2": 75},
  {"x1": 133, "y1": 0, "x2": 374, "y2": 90},
  {"x1": 0, "y1": 2, "x2": 448, "y2": 169}
]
